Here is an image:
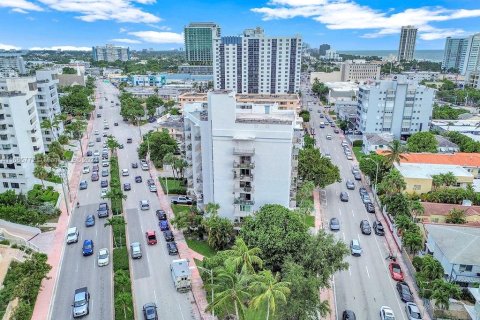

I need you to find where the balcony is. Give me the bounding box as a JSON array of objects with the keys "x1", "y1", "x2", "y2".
[
  {"x1": 234, "y1": 186, "x2": 254, "y2": 193},
  {"x1": 234, "y1": 198, "x2": 255, "y2": 206},
  {"x1": 233, "y1": 161, "x2": 255, "y2": 169},
  {"x1": 194, "y1": 135, "x2": 201, "y2": 141},
  {"x1": 233, "y1": 148, "x2": 255, "y2": 155},
  {"x1": 185, "y1": 134, "x2": 191, "y2": 139},
  {"x1": 233, "y1": 173, "x2": 254, "y2": 181}
]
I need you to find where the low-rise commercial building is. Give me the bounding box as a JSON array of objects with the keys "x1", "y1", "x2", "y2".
[
  {"x1": 340, "y1": 60, "x2": 380, "y2": 82},
  {"x1": 183, "y1": 90, "x2": 303, "y2": 221}
]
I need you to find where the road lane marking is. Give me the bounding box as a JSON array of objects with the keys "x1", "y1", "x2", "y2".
[
  {"x1": 365, "y1": 266, "x2": 371, "y2": 278},
  {"x1": 348, "y1": 267, "x2": 352, "y2": 276},
  {"x1": 352, "y1": 210, "x2": 355, "y2": 217}
]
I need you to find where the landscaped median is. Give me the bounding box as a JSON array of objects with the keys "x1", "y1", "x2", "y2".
[{"x1": 109, "y1": 156, "x2": 123, "y2": 215}]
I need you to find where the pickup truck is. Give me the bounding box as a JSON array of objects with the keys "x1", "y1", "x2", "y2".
[{"x1": 170, "y1": 196, "x2": 193, "y2": 205}]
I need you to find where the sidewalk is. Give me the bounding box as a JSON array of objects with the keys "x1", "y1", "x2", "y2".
[
  {"x1": 150, "y1": 167, "x2": 211, "y2": 320},
  {"x1": 313, "y1": 190, "x2": 337, "y2": 320},
  {"x1": 31, "y1": 104, "x2": 95, "y2": 320}
]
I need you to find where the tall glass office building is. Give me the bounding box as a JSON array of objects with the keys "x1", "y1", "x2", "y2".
[{"x1": 184, "y1": 22, "x2": 221, "y2": 65}]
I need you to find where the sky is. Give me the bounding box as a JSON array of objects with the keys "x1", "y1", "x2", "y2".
[{"x1": 0, "y1": 0, "x2": 479, "y2": 51}]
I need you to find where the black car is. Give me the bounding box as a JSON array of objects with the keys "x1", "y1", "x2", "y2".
[
  {"x1": 163, "y1": 230, "x2": 174, "y2": 242},
  {"x1": 102, "y1": 154, "x2": 108, "y2": 160},
  {"x1": 118, "y1": 144, "x2": 124, "y2": 149},
  {"x1": 167, "y1": 242, "x2": 178, "y2": 255},
  {"x1": 373, "y1": 220, "x2": 385, "y2": 236},
  {"x1": 127, "y1": 138, "x2": 132, "y2": 143},
  {"x1": 365, "y1": 202, "x2": 375, "y2": 213},
  {"x1": 353, "y1": 171, "x2": 362, "y2": 181},
  {"x1": 86, "y1": 150, "x2": 93, "y2": 157},
  {"x1": 342, "y1": 310, "x2": 356, "y2": 320},
  {"x1": 131, "y1": 162, "x2": 138, "y2": 169},
  {"x1": 334, "y1": 129, "x2": 340, "y2": 133},
  {"x1": 156, "y1": 210, "x2": 167, "y2": 220},
  {"x1": 148, "y1": 117, "x2": 156, "y2": 123},
  {"x1": 123, "y1": 183, "x2": 131, "y2": 191},
  {"x1": 396, "y1": 281, "x2": 414, "y2": 302},
  {"x1": 100, "y1": 180, "x2": 108, "y2": 188},
  {"x1": 340, "y1": 192, "x2": 349, "y2": 202},
  {"x1": 360, "y1": 220, "x2": 372, "y2": 235},
  {"x1": 135, "y1": 176, "x2": 142, "y2": 183},
  {"x1": 93, "y1": 157, "x2": 99, "y2": 163},
  {"x1": 359, "y1": 187, "x2": 368, "y2": 197},
  {"x1": 142, "y1": 303, "x2": 158, "y2": 320},
  {"x1": 114, "y1": 122, "x2": 118, "y2": 126}
]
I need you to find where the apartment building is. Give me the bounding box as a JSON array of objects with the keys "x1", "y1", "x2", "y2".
[
  {"x1": 0, "y1": 53, "x2": 26, "y2": 76},
  {"x1": 35, "y1": 69, "x2": 63, "y2": 151},
  {"x1": 184, "y1": 22, "x2": 221, "y2": 65},
  {"x1": 340, "y1": 60, "x2": 381, "y2": 82},
  {"x1": 213, "y1": 27, "x2": 302, "y2": 94},
  {"x1": 398, "y1": 26, "x2": 418, "y2": 61},
  {"x1": 442, "y1": 37, "x2": 469, "y2": 72},
  {"x1": 92, "y1": 44, "x2": 130, "y2": 62},
  {"x1": 0, "y1": 77, "x2": 44, "y2": 193},
  {"x1": 183, "y1": 90, "x2": 303, "y2": 222},
  {"x1": 357, "y1": 77, "x2": 435, "y2": 139},
  {"x1": 463, "y1": 33, "x2": 480, "y2": 75}
]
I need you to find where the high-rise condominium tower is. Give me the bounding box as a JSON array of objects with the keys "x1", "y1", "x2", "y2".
[{"x1": 398, "y1": 26, "x2": 418, "y2": 61}]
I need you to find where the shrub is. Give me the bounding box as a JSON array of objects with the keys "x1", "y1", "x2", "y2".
[
  {"x1": 352, "y1": 140, "x2": 363, "y2": 147},
  {"x1": 0, "y1": 239, "x2": 10, "y2": 245},
  {"x1": 412, "y1": 256, "x2": 423, "y2": 271},
  {"x1": 113, "y1": 247, "x2": 129, "y2": 271}
]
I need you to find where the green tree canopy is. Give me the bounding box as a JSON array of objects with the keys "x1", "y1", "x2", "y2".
[
  {"x1": 377, "y1": 169, "x2": 406, "y2": 196},
  {"x1": 138, "y1": 129, "x2": 178, "y2": 168},
  {"x1": 62, "y1": 66, "x2": 76, "y2": 74},
  {"x1": 298, "y1": 148, "x2": 340, "y2": 188},
  {"x1": 407, "y1": 132, "x2": 438, "y2": 153}
]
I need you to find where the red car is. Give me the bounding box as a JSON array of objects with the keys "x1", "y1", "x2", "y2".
[
  {"x1": 145, "y1": 231, "x2": 157, "y2": 245},
  {"x1": 389, "y1": 262, "x2": 404, "y2": 281}
]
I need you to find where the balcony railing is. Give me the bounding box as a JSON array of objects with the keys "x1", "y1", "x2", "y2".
[
  {"x1": 233, "y1": 148, "x2": 255, "y2": 155},
  {"x1": 234, "y1": 186, "x2": 254, "y2": 193},
  {"x1": 233, "y1": 173, "x2": 254, "y2": 181},
  {"x1": 234, "y1": 198, "x2": 255, "y2": 205},
  {"x1": 233, "y1": 161, "x2": 255, "y2": 169}
]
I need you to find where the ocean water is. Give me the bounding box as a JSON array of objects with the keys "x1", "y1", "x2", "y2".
[{"x1": 338, "y1": 50, "x2": 444, "y2": 62}]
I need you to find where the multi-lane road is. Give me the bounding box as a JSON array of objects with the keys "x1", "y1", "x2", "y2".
[
  {"x1": 301, "y1": 75, "x2": 410, "y2": 320},
  {"x1": 51, "y1": 80, "x2": 195, "y2": 319}
]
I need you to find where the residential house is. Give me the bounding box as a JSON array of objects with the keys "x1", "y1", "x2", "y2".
[
  {"x1": 362, "y1": 133, "x2": 394, "y2": 154},
  {"x1": 435, "y1": 135, "x2": 460, "y2": 153},
  {"x1": 419, "y1": 202, "x2": 480, "y2": 224}
]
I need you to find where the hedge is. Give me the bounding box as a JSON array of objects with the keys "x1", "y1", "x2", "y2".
[
  {"x1": 27, "y1": 185, "x2": 59, "y2": 204},
  {"x1": 352, "y1": 140, "x2": 363, "y2": 147},
  {"x1": 110, "y1": 156, "x2": 123, "y2": 215}
]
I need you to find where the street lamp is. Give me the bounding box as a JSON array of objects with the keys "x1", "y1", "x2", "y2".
[
  {"x1": 196, "y1": 265, "x2": 214, "y2": 319},
  {"x1": 363, "y1": 158, "x2": 379, "y2": 189}
]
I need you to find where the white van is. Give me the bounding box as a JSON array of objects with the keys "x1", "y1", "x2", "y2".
[{"x1": 66, "y1": 227, "x2": 79, "y2": 244}]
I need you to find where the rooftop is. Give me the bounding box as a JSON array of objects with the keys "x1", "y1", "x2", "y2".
[
  {"x1": 394, "y1": 163, "x2": 473, "y2": 179},
  {"x1": 377, "y1": 151, "x2": 480, "y2": 167},
  {"x1": 435, "y1": 135, "x2": 459, "y2": 149},
  {"x1": 364, "y1": 133, "x2": 394, "y2": 145},
  {"x1": 421, "y1": 202, "x2": 480, "y2": 217},
  {"x1": 425, "y1": 224, "x2": 480, "y2": 266},
  {"x1": 235, "y1": 112, "x2": 294, "y2": 125}
]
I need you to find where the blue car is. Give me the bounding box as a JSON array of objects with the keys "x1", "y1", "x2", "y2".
[
  {"x1": 82, "y1": 240, "x2": 94, "y2": 256},
  {"x1": 159, "y1": 220, "x2": 169, "y2": 231},
  {"x1": 85, "y1": 214, "x2": 95, "y2": 227}
]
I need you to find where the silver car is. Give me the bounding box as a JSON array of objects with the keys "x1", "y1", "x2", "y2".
[
  {"x1": 130, "y1": 242, "x2": 142, "y2": 259},
  {"x1": 329, "y1": 218, "x2": 340, "y2": 231},
  {"x1": 346, "y1": 180, "x2": 355, "y2": 190},
  {"x1": 72, "y1": 287, "x2": 90, "y2": 318},
  {"x1": 405, "y1": 302, "x2": 422, "y2": 320},
  {"x1": 350, "y1": 239, "x2": 362, "y2": 256}
]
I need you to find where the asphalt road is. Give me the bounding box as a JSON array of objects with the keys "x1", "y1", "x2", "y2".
[
  {"x1": 50, "y1": 80, "x2": 114, "y2": 320},
  {"x1": 104, "y1": 82, "x2": 196, "y2": 320},
  {"x1": 301, "y1": 75, "x2": 408, "y2": 320}
]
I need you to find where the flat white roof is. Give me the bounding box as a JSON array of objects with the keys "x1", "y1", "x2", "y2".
[{"x1": 395, "y1": 163, "x2": 473, "y2": 179}]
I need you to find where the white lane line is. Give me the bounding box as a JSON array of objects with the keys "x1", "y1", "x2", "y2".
[
  {"x1": 352, "y1": 210, "x2": 355, "y2": 217},
  {"x1": 365, "y1": 266, "x2": 371, "y2": 278},
  {"x1": 348, "y1": 267, "x2": 352, "y2": 276},
  {"x1": 338, "y1": 208, "x2": 342, "y2": 216}
]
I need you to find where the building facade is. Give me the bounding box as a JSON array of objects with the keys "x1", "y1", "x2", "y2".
[
  {"x1": 398, "y1": 26, "x2": 418, "y2": 61},
  {"x1": 0, "y1": 77, "x2": 44, "y2": 193},
  {"x1": 184, "y1": 22, "x2": 220, "y2": 65},
  {"x1": 443, "y1": 37, "x2": 469, "y2": 72},
  {"x1": 183, "y1": 91, "x2": 303, "y2": 221},
  {"x1": 0, "y1": 53, "x2": 26, "y2": 76},
  {"x1": 319, "y1": 44, "x2": 330, "y2": 56},
  {"x1": 463, "y1": 33, "x2": 480, "y2": 75},
  {"x1": 357, "y1": 77, "x2": 435, "y2": 139},
  {"x1": 35, "y1": 69, "x2": 64, "y2": 151},
  {"x1": 92, "y1": 44, "x2": 130, "y2": 62},
  {"x1": 340, "y1": 60, "x2": 381, "y2": 82},
  {"x1": 213, "y1": 27, "x2": 302, "y2": 94}
]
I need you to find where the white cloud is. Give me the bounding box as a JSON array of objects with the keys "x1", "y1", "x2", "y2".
[
  {"x1": 111, "y1": 38, "x2": 142, "y2": 44},
  {"x1": 147, "y1": 24, "x2": 172, "y2": 31},
  {"x1": 0, "y1": 43, "x2": 21, "y2": 50},
  {"x1": 119, "y1": 27, "x2": 128, "y2": 33},
  {"x1": 0, "y1": 0, "x2": 43, "y2": 11},
  {"x1": 128, "y1": 31, "x2": 183, "y2": 44},
  {"x1": 36, "y1": 0, "x2": 160, "y2": 23},
  {"x1": 29, "y1": 46, "x2": 92, "y2": 51},
  {"x1": 252, "y1": 1, "x2": 480, "y2": 41},
  {"x1": 12, "y1": 8, "x2": 29, "y2": 14}
]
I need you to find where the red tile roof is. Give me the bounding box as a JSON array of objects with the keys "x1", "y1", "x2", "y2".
[
  {"x1": 376, "y1": 151, "x2": 480, "y2": 167},
  {"x1": 421, "y1": 202, "x2": 480, "y2": 217}
]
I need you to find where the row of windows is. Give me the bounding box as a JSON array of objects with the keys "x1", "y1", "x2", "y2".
[{"x1": 2, "y1": 182, "x2": 20, "y2": 189}]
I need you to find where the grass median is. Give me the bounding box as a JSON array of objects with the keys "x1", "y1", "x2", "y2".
[{"x1": 109, "y1": 156, "x2": 123, "y2": 215}]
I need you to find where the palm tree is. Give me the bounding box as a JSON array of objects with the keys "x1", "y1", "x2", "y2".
[
  {"x1": 33, "y1": 166, "x2": 49, "y2": 187},
  {"x1": 403, "y1": 227, "x2": 423, "y2": 254},
  {"x1": 207, "y1": 264, "x2": 250, "y2": 320},
  {"x1": 57, "y1": 134, "x2": 69, "y2": 145},
  {"x1": 409, "y1": 199, "x2": 424, "y2": 221},
  {"x1": 395, "y1": 214, "x2": 413, "y2": 234},
  {"x1": 115, "y1": 292, "x2": 133, "y2": 319},
  {"x1": 163, "y1": 153, "x2": 177, "y2": 178},
  {"x1": 224, "y1": 238, "x2": 263, "y2": 274},
  {"x1": 65, "y1": 119, "x2": 87, "y2": 156},
  {"x1": 34, "y1": 153, "x2": 48, "y2": 167},
  {"x1": 432, "y1": 174, "x2": 443, "y2": 191},
  {"x1": 248, "y1": 270, "x2": 290, "y2": 320},
  {"x1": 446, "y1": 208, "x2": 466, "y2": 224},
  {"x1": 104, "y1": 189, "x2": 127, "y2": 215},
  {"x1": 204, "y1": 202, "x2": 220, "y2": 217},
  {"x1": 104, "y1": 217, "x2": 127, "y2": 248},
  {"x1": 431, "y1": 279, "x2": 461, "y2": 310},
  {"x1": 174, "y1": 158, "x2": 188, "y2": 179},
  {"x1": 106, "y1": 135, "x2": 120, "y2": 155},
  {"x1": 384, "y1": 140, "x2": 406, "y2": 167},
  {"x1": 420, "y1": 255, "x2": 444, "y2": 281},
  {"x1": 442, "y1": 172, "x2": 458, "y2": 187},
  {"x1": 40, "y1": 119, "x2": 55, "y2": 137}
]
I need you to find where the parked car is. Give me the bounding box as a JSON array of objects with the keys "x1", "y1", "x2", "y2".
[
  {"x1": 66, "y1": 227, "x2": 79, "y2": 244},
  {"x1": 405, "y1": 302, "x2": 422, "y2": 320},
  {"x1": 72, "y1": 287, "x2": 90, "y2": 318},
  {"x1": 359, "y1": 187, "x2": 368, "y2": 197},
  {"x1": 346, "y1": 180, "x2": 355, "y2": 190},
  {"x1": 135, "y1": 176, "x2": 142, "y2": 183},
  {"x1": 326, "y1": 134, "x2": 332, "y2": 140},
  {"x1": 334, "y1": 128, "x2": 340, "y2": 133},
  {"x1": 85, "y1": 214, "x2": 95, "y2": 227},
  {"x1": 79, "y1": 180, "x2": 88, "y2": 190},
  {"x1": 389, "y1": 262, "x2": 404, "y2": 281},
  {"x1": 360, "y1": 220, "x2": 372, "y2": 235},
  {"x1": 373, "y1": 220, "x2": 385, "y2": 236},
  {"x1": 340, "y1": 192, "x2": 349, "y2": 202},
  {"x1": 167, "y1": 242, "x2": 178, "y2": 255},
  {"x1": 329, "y1": 218, "x2": 340, "y2": 231},
  {"x1": 396, "y1": 282, "x2": 413, "y2": 302},
  {"x1": 159, "y1": 220, "x2": 169, "y2": 231},
  {"x1": 97, "y1": 248, "x2": 109, "y2": 267},
  {"x1": 365, "y1": 202, "x2": 375, "y2": 213},
  {"x1": 93, "y1": 156, "x2": 99, "y2": 163},
  {"x1": 123, "y1": 183, "x2": 131, "y2": 191},
  {"x1": 353, "y1": 171, "x2": 361, "y2": 180},
  {"x1": 130, "y1": 242, "x2": 142, "y2": 259},
  {"x1": 156, "y1": 210, "x2": 167, "y2": 220},
  {"x1": 82, "y1": 240, "x2": 94, "y2": 256},
  {"x1": 142, "y1": 302, "x2": 158, "y2": 320},
  {"x1": 362, "y1": 194, "x2": 371, "y2": 204},
  {"x1": 86, "y1": 150, "x2": 93, "y2": 156},
  {"x1": 101, "y1": 188, "x2": 108, "y2": 198},
  {"x1": 114, "y1": 122, "x2": 118, "y2": 126},
  {"x1": 82, "y1": 166, "x2": 90, "y2": 174},
  {"x1": 346, "y1": 154, "x2": 353, "y2": 160},
  {"x1": 149, "y1": 184, "x2": 157, "y2": 192},
  {"x1": 127, "y1": 138, "x2": 132, "y2": 143},
  {"x1": 145, "y1": 231, "x2": 157, "y2": 245},
  {"x1": 380, "y1": 306, "x2": 395, "y2": 320},
  {"x1": 91, "y1": 172, "x2": 99, "y2": 182},
  {"x1": 171, "y1": 196, "x2": 193, "y2": 205},
  {"x1": 92, "y1": 164, "x2": 99, "y2": 172},
  {"x1": 163, "y1": 230, "x2": 174, "y2": 241},
  {"x1": 350, "y1": 239, "x2": 362, "y2": 256}
]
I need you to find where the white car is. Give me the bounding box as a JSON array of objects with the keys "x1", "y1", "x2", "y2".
[
  {"x1": 101, "y1": 188, "x2": 108, "y2": 198},
  {"x1": 82, "y1": 166, "x2": 90, "y2": 174},
  {"x1": 140, "y1": 200, "x2": 150, "y2": 210},
  {"x1": 122, "y1": 169, "x2": 129, "y2": 176},
  {"x1": 94, "y1": 130, "x2": 99, "y2": 135},
  {"x1": 88, "y1": 142, "x2": 94, "y2": 147},
  {"x1": 326, "y1": 134, "x2": 332, "y2": 140},
  {"x1": 97, "y1": 248, "x2": 109, "y2": 267},
  {"x1": 93, "y1": 150, "x2": 100, "y2": 157},
  {"x1": 380, "y1": 306, "x2": 395, "y2": 320}
]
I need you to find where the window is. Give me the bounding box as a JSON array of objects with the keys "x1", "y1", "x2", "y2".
[
  {"x1": 10, "y1": 183, "x2": 19, "y2": 189},
  {"x1": 413, "y1": 185, "x2": 421, "y2": 191},
  {"x1": 240, "y1": 205, "x2": 251, "y2": 212},
  {"x1": 459, "y1": 265, "x2": 472, "y2": 272}
]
